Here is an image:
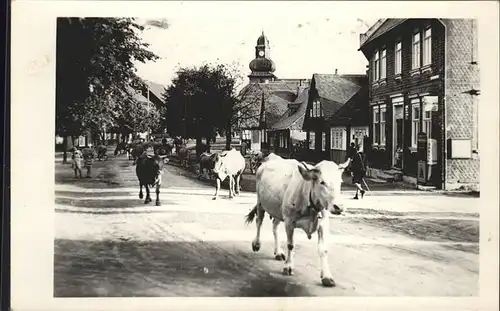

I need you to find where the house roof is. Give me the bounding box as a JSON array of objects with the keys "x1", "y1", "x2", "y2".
[
  {"x1": 271, "y1": 87, "x2": 310, "y2": 131},
  {"x1": 145, "y1": 80, "x2": 167, "y2": 103},
  {"x1": 327, "y1": 86, "x2": 369, "y2": 126},
  {"x1": 237, "y1": 82, "x2": 298, "y2": 129},
  {"x1": 359, "y1": 19, "x2": 407, "y2": 50},
  {"x1": 311, "y1": 74, "x2": 363, "y2": 118}
]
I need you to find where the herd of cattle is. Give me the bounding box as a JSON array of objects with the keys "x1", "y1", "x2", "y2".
[{"x1": 99, "y1": 139, "x2": 350, "y2": 287}]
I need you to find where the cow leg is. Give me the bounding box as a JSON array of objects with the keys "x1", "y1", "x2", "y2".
[
  {"x1": 318, "y1": 210, "x2": 335, "y2": 287},
  {"x1": 155, "y1": 182, "x2": 161, "y2": 206},
  {"x1": 212, "y1": 178, "x2": 221, "y2": 200},
  {"x1": 144, "y1": 185, "x2": 152, "y2": 204},
  {"x1": 251, "y1": 205, "x2": 265, "y2": 252},
  {"x1": 235, "y1": 172, "x2": 242, "y2": 196},
  {"x1": 139, "y1": 184, "x2": 144, "y2": 199},
  {"x1": 283, "y1": 220, "x2": 295, "y2": 276},
  {"x1": 228, "y1": 176, "x2": 235, "y2": 199},
  {"x1": 272, "y1": 218, "x2": 286, "y2": 261}
]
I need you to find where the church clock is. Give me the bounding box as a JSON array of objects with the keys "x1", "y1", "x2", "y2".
[{"x1": 258, "y1": 50, "x2": 265, "y2": 57}]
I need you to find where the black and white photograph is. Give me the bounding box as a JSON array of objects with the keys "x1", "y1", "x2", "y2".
[{"x1": 10, "y1": 1, "x2": 499, "y2": 310}]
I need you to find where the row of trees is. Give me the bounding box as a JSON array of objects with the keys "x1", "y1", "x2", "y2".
[
  {"x1": 55, "y1": 17, "x2": 161, "y2": 162},
  {"x1": 55, "y1": 17, "x2": 265, "y2": 163},
  {"x1": 162, "y1": 63, "x2": 263, "y2": 152}
]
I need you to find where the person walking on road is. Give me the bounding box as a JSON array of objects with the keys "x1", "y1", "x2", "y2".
[
  {"x1": 351, "y1": 144, "x2": 366, "y2": 200},
  {"x1": 346, "y1": 142, "x2": 357, "y2": 174}
]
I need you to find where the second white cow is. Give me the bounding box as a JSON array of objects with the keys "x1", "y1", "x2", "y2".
[
  {"x1": 212, "y1": 148, "x2": 246, "y2": 200},
  {"x1": 245, "y1": 153, "x2": 350, "y2": 287}
]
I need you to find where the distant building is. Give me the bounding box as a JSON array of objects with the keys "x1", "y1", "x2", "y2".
[
  {"x1": 238, "y1": 32, "x2": 310, "y2": 152},
  {"x1": 358, "y1": 18, "x2": 480, "y2": 190}
]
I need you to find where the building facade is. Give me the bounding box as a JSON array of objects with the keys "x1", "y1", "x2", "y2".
[
  {"x1": 359, "y1": 19, "x2": 480, "y2": 190},
  {"x1": 303, "y1": 73, "x2": 367, "y2": 163}
]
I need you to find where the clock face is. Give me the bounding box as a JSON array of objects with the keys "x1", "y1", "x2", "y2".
[{"x1": 258, "y1": 50, "x2": 265, "y2": 57}]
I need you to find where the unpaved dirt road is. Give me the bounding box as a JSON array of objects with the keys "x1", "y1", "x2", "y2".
[{"x1": 54, "y1": 153, "x2": 479, "y2": 297}]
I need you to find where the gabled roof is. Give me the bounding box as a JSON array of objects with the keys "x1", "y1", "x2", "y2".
[
  {"x1": 145, "y1": 80, "x2": 167, "y2": 103},
  {"x1": 237, "y1": 82, "x2": 298, "y2": 129},
  {"x1": 271, "y1": 87, "x2": 310, "y2": 131},
  {"x1": 327, "y1": 85, "x2": 369, "y2": 126},
  {"x1": 359, "y1": 19, "x2": 410, "y2": 50},
  {"x1": 310, "y1": 74, "x2": 363, "y2": 119}
]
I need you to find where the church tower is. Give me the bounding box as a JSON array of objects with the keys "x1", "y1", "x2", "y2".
[{"x1": 248, "y1": 31, "x2": 276, "y2": 83}]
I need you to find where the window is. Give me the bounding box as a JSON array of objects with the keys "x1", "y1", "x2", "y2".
[
  {"x1": 412, "y1": 32, "x2": 421, "y2": 69},
  {"x1": 423, "y1": 110, "x2": 432, "y2": 139},
  {"x1": 331, "y1": 128, "x2": 345, "y2": 150},
  {"x1": 309, "y1": 131, "x2": 315, "y2": 149},
  {"x1": 373, "y1": 108, "x2": 380, "y2": 145},
  {"x1": 321, "y1": 132, "x2": 326, "y2": 151},
  {"x1": 242, "y1": 130, "x2": 251, "y2": 140},
  {"x1": 395, "y1": 41, "x2": 402, "y2": 74},
  {"x1": 380, "y1": 49, "x2": 387, "y2": 79},
  {"x1": 311, "y1": 99, "x2": 322, "y2": 118},
  {"x1": 411, "y1": 100, "x2": 421, "y2": 147},
  {"x1": 380, "y1": 106, "x2": 387, "y2": 145},
  {"x1": 423, "y1": 28, "x2": 432, "y2": 66},
  {"x1": 373, "y1": 51, "x2": 379, "y2": 81}
]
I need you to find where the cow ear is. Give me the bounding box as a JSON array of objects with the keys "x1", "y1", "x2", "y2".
[{"x1": 297, "y1": 164, "x2": 319, "y2": 181}]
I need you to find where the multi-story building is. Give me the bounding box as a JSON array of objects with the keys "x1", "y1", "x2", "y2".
[{"x1": 359, "y1": 19, "x2": 480, "y2": 190}]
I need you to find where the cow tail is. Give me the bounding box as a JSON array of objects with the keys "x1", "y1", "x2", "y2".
[{"x1": 244, "y1": 205, "x2": 258, "y2": 225}]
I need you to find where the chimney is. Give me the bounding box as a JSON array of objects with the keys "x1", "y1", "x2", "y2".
[{"x1": 335, "y1": 69, "x2": 338, "y2": 75}]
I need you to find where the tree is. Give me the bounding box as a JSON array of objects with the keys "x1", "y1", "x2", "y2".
[
  {"x1": 163, "y1": 62, "x2": 263, "y2": 152},
  {"x1": 55, "y1": 17, "x2": 159, "y2": 162}
]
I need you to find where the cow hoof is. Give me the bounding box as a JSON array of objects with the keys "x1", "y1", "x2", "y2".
[
  {"x1": 139, "y1": 193, "x2": 144, "y2": 199},
  {"x1": 155, "y1": 201, "x2": 161, "y2": 206},
  {"x1": 212, "y1": 197, "x2": 217, "y2": 201},
  {"x1": 144, "y1": 198, "x2": 152, "y2": 204},
  {"x1": 282, "y1": 267, "x2": 293, "y2": 276},
  {"x1": 251, "y1": 241, "x2": 260, "y2": 252},
  {"x1": 274, "y1": 253, "x2": 286, "y2": 261},
  {"x1": 321, "y1": 277, "x2": 336, "y2": 287}
]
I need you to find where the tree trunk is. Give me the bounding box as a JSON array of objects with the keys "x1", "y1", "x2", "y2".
[
  {"x1": 62, "y1": 136, "x2": 68, "y2": 164},
  {"x1": 225, "y1": 128, "x2": 232, "y2": 150},
  {"x1": 205, "y1": 137, "x2": 211, "y2": 153}
]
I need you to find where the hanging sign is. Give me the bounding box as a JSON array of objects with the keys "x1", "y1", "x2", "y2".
[{"x1": 423, "y1": 96, "x2": 439, "y2": 112}]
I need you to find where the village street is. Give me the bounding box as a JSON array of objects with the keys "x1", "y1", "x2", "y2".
[{"x1": 54, "y1": 152, "x2": 480, "y2": 297}]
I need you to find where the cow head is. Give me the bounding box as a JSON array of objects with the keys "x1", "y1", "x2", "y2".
[
  {"x1": 297, "y1": 159, "x2": 350, "y2": 216},
  {"x1": 148, "y1": 154, "x2": 169, "y2": 185}
]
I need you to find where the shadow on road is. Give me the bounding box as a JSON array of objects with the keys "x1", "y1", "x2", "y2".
[{"x1": 54, "y1": 238, "x2": 311, "y2": 297}]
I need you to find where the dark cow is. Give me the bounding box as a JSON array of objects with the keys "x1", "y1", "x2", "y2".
[
  {"x1": 198, "y1": 151, "x2": 218, "y2": 180},
  {"x1": 96, "y1": 145, "x2": 108, "y2": 161},
  {"x1": 154, "y1": 143, "x2": 173, "y2": 156},
  {"x1": 136, "y1": 154, "x2": 169, "y2": 206},
  {"x1": 114, "y1": 142, "x2": 128, "y2": 156},
  {"x1": 130, "y1": 143, "x2": 146, "y2": 164}
]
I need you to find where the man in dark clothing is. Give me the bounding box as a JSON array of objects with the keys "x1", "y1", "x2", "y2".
[
  {"x1": 347, "y1": 142, "x2": 357, "y2": 160},
  {"x1": 351, "y1": 144, "x2": 366, "y2": 199}
]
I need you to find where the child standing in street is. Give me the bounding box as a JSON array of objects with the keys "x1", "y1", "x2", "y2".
[
  {"x1": 71, "y1": 148, "x2": 83, "y2": 178},
  {"x1": 351, "y1": 144, "x2": 367, "y2": 200},
  {"x1": 82, "y1": 146, "x2": 94, "y2": 178}
]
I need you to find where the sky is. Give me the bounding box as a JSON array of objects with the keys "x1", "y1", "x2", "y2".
[{"x1": 132, "y1": 2, "x2": 379, "y2": 88}]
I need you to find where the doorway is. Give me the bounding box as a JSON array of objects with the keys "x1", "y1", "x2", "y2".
[{"x1": 392, "y1": 104, "x2": 404, "y2": 169}]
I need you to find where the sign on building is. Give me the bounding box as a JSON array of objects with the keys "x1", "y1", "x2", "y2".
[{"x1": 423, "y1": 96, "x2": 439, "y2": 112}]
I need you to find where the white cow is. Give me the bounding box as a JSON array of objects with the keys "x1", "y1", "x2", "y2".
[
  {"x1": 212, "y1": 148, "x2": 246, "y2": 200},
  {"x1": 245, "y1": 153, "x2": 350, "y2": 287}
]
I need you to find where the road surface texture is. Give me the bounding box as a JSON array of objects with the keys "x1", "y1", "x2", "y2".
[{"x1": 54, "y1": 151, "x2": 479, "y2": 297}]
